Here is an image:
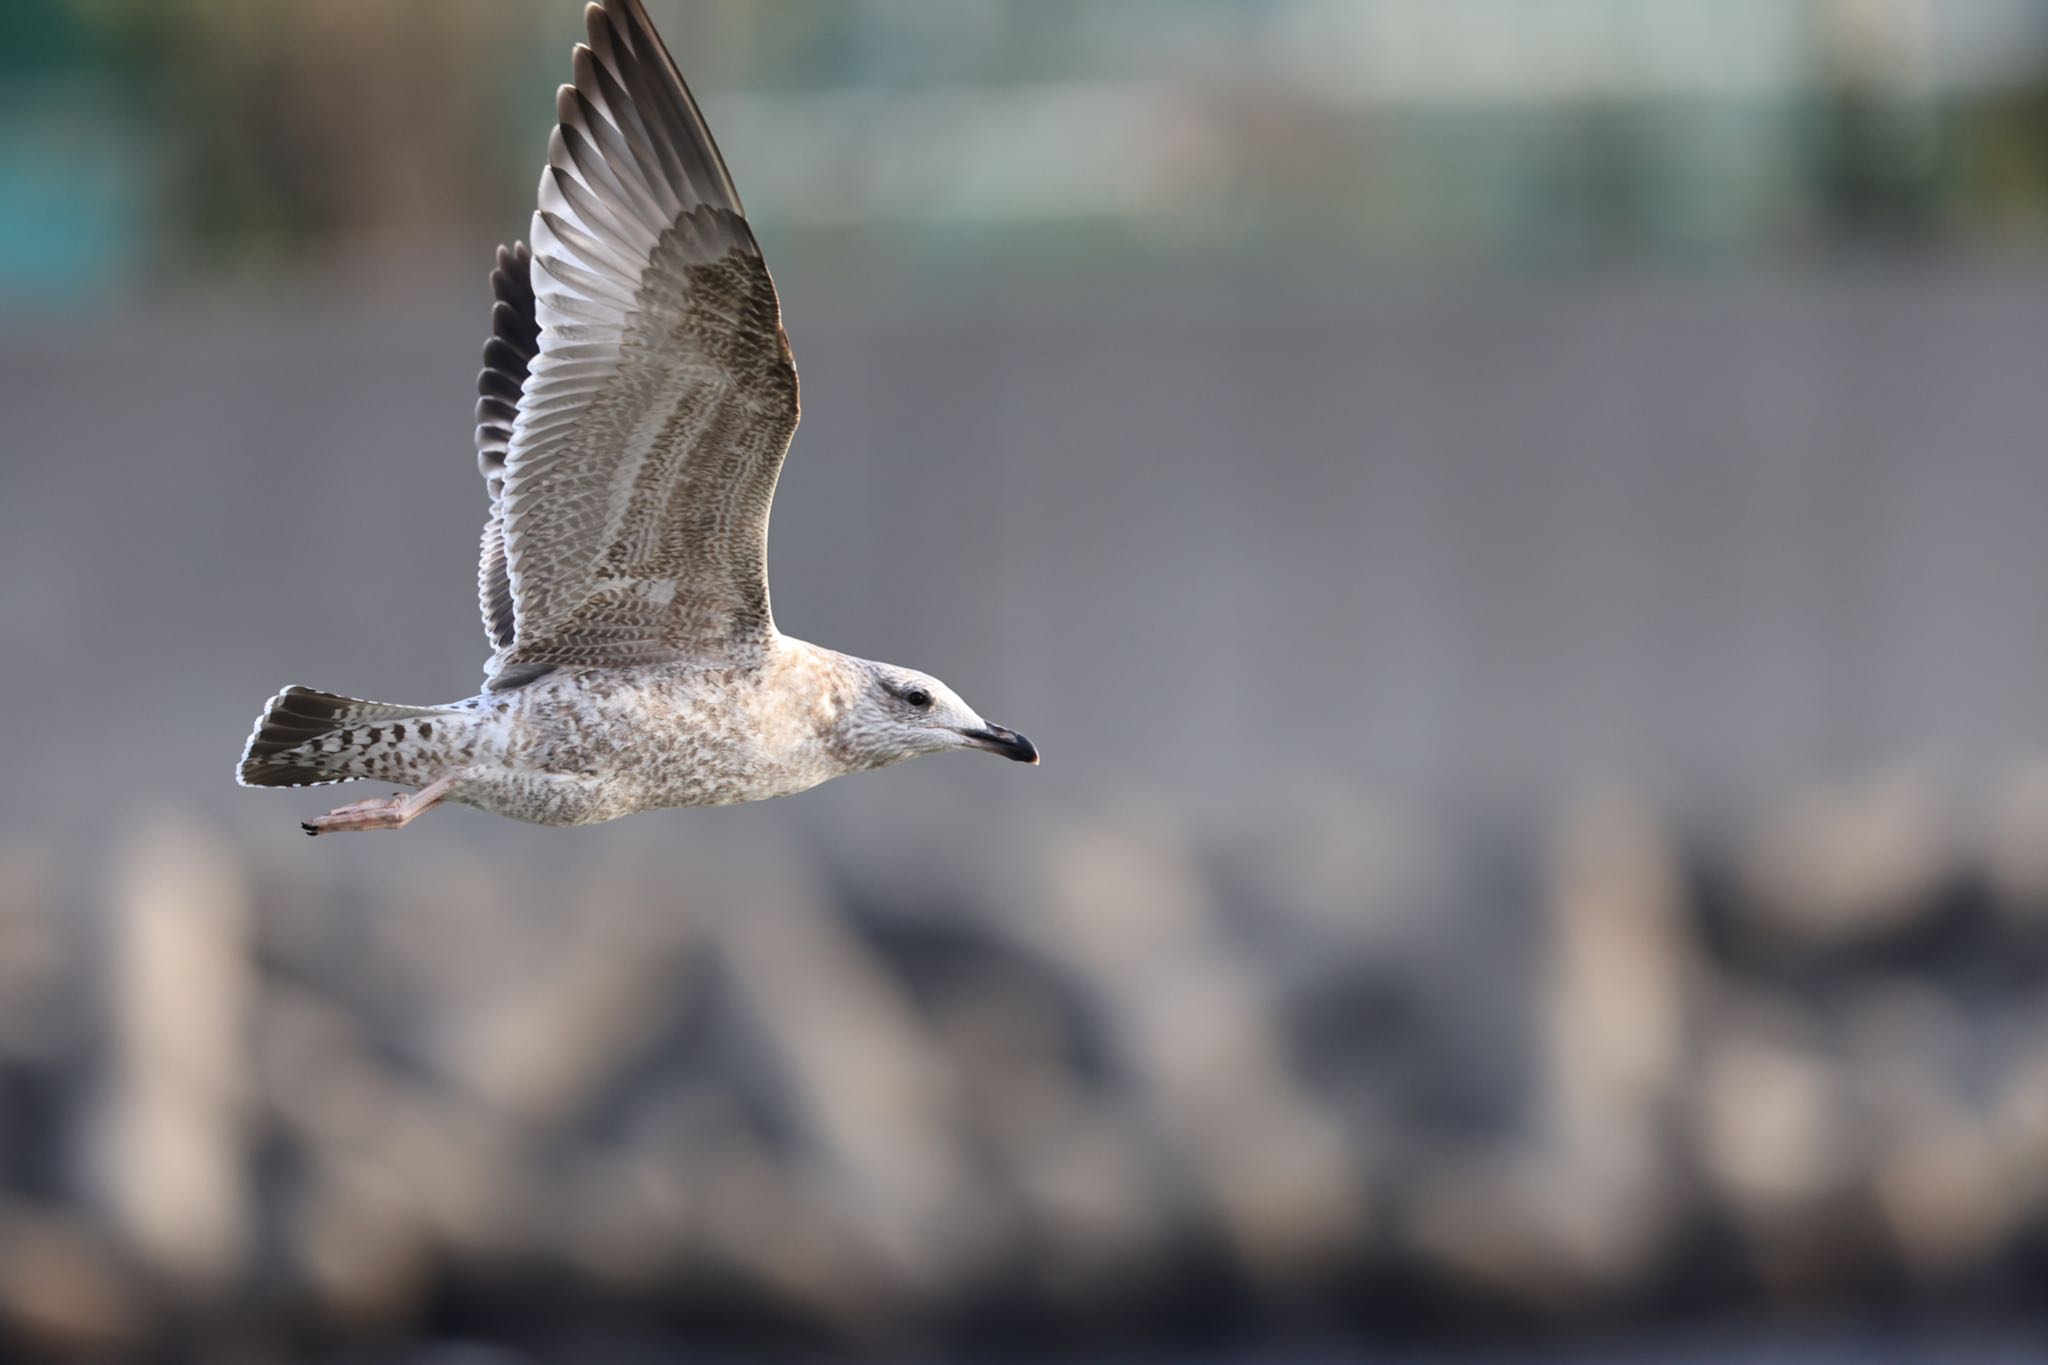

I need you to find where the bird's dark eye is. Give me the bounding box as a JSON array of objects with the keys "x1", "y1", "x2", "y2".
[{"x1": 903, "y1": 686, "x2": 933, "y2": 710}]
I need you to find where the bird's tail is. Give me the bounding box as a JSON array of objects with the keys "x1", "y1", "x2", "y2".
[{"x1": 237, "y1": 686, "x2": 452, "y2": 789}]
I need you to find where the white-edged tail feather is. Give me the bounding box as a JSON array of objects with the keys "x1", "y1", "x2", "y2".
[{"x1": 237, "y1": 687, "x2": 449, "y2": 789}]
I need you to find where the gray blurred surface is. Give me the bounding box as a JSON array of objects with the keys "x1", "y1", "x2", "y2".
[{"x1": 7, "y1": 258, "x2": 2048, "y2": 849}]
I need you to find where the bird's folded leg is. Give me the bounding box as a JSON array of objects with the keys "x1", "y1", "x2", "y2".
[{"x1": 303, "y1": 776, "x2": 456, "y2": 837}]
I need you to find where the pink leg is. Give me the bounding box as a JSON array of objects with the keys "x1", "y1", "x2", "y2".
[{"x1": 303, "y1": 776, "x2": 457, "y2": 837}]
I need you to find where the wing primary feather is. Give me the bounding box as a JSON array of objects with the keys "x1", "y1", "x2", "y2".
[
  {"x1": 548, "y1": 145, "x2": 661, "y2": 261},
  {"x1": 559, "y1": 97, "x2": 671, "y2": 236},
  {"x1": 543, "y1": 128, "x2": 649, "y2": 247},
  {"x1": 589, "y1": 3, "x2": 727, "y2": 215},
  {"x1": 537, "y1": 169, "x2": 650, "y2": 279},
  {"x1": 581, "y1": 12, "x2": 691, "y2": 209},
  {"x1": 473, "y1": 241, "x2": 541, "y2": 658},
  {"x1": 490, "y1": 300, "x2": 537, "y2": 357},
  {"x1": 573, "y1": 45, "x2": 687, "y2": 220},
  {"x1": 605, "y1": 0, "x2": 743, "y2": 213},
  {"x1": 482, "y1": 338, "x2": 529, "y2": 376},
  {"x1": 479, "y1": 368, "x2": 525, "y2": 405},
  {"x1": 534, "y1": 250, "x2": 636, "y2": 311},
  {"x1": 569, "y1": 53, "x2": 683, "y2": 220}
]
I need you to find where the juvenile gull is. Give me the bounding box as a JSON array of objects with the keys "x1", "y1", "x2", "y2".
[{"x1": 236, "y1": 0, "x2": 1037, "y2": 836}]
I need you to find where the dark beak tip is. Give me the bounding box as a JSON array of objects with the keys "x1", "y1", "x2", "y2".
[{"x1": 970, "y1": 725, "x2": 1039, "y2": 765}]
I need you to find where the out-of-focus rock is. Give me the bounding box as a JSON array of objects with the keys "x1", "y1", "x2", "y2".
[
  {"x1": 11, "y1": 775, "x2": 2048, "y2": 1353},
  {"x1": 98, "y1": 819, "x2": 252, "y2": 1296},
  {"x1": 1041, "y1": 811, "x2": 1367, "y2": 1292},
  {"x1": 367, "y1": 852, "x2": 522, "y2": 1014},
  {"x1": 1871, "y1": 1116, "x2": 2006, "y2": 1278},
  {"x1": 934, "y1": 974, "x2": 1167, "y2": 1294},
  {"x1": 1696, "y1": 1004, "x2": 1855, "y2": 1212},
  {"x1": 555, "y1": 1149, "x2": 692, "y2": 1293},
  {"x1": 698, "y1": 1147, "x2": 904, "y2": 1339},
  {"x1": 1005, "y1": 1102, "x2": 1167, "y2": 1307},
  {"x1": 1406, "y1": 1149, "x2": 1672, "y2": 1311},
  {"x1": 0, "y1": 849, "x2": 66, "y2": 1064},
  {"x1": 579, "y1": 1082, "x2": 900, "y2": 1334},
  {"x1": 709, "y1": 835, "x2": 981, "y2": 1296},
  {"x1": 1985, "y1": 761, "x2": 2048, "y2": 923},
  {"x1": 1412, "y1": 794, "x2": 1692, "y2": 1310},
  {"x1": 1993, "y1": 1037, "x2": 2048, "y2": 1220},
  {"x1": 375, "y1": 1090, "x2": 535, "y2": 1260},
  {"x1": 0, "y1": 1206, "x2": 141, "y2": 1353},
  {"x1": 1695, "y1": 1000, "x2": 1874, "y2": 1295},
  {"x1": 1844, "y1": 986, "x2": 2010, "y2": 1276},
  {"x1": 256, "y1": 984, "x2": 394, "y2": 1150},
  {"x1": 433, "y1": 864, "x2": 702, "y2": 1133},
  {"x1": 1741, "y1": 769, "x2": 1952, "y2": 948},
  {"x1": 293, "y1": 1151, "x2": 434, "y2": 1329},
  {"x1": 1542, "y1": 794, "x2": 1687, "y2": 1174}
]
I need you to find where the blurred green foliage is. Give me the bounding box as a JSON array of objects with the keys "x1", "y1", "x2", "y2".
[{"x1": 8, "y1": 0, "x2": 2048, "y2": 298}]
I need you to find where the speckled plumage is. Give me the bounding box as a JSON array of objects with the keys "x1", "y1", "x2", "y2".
[{"x1": 236, "y1": 0, "x2": 1036, "y2": 834}]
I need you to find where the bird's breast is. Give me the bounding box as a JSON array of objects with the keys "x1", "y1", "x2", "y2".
[{"x1": 580, "y1": 664, "x2": 840, "y2": 808}]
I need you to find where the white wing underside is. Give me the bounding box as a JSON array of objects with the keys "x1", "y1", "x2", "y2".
[{"x1": 472, "y1": 0, "x2": 799, "y2": 687}]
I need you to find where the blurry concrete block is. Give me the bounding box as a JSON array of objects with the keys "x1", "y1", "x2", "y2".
[
  {"x1": 1845, "y1": 986, "x2": 2010, "y2": 1277},
  {"x1": 292, "y1": 1152, "x2": 433, "y2": 1330},
  {"x1": 931, "y1": 975, "x2": 1168, "y2": 1291},
  {"x1": 1985, "y1": 761, "x2": 2048, "y2": 922},
  {"x1": 374, "y1": 1090, "x2": 535, "y2": 1260},
  {"x1": 1695, "y1": 1001, "x2": 1883, "y2": 1297},
  {"x1": 1040, "y1": 811, "x2": 1367, "y2": 1291},
  {"x1": 255, "y1": 983, "x2": 393, "y2": 1151},
  {"x1": 1871, "y1": 1116, "x2": 2006, "y2": 1279},
  {"x1": 97, "y1": 819, "x2": 252, "y2": 1296},
  {"x1": 0, "y1": 847, "x2": 67, "y2": 1064},
  {"x1": 368, "y1": 851, "x2": 523, "y2": 1014},
  {"x1": 1696, "y1": 1005, "x2": 1854, "y2": 1213},
  {"x1": 1007, "y1": 1103, "x2": 1169, "y2": 1304},
  {"x1": 593, "y1": 1084, "x2": 909, "y2": 1337},
  {"x1": 1741, "y1": 769, "x2": 1951, "y2": 948},
  {"x1": 1993, "y1": 1038, "x2": 2048, "y2": 1220},
  {"x1": 1405, "y1": 795, "x2": 1691, "y2": 1310},
  {"x1": 0, "y1": 1204, "x2": 141, "y2": 1353},
  {"x1": 556, "y1": 1149, "x2": 693, "y2": 1293},
  {"x1": 434, "y1": 863, "x2": 703, "y2": 1133},
  {"x1": 1542, "y1": 794, "x2": 1688, "y2": 1168},
  {"x1": 709, "y1": 838, "x2": 978, "y2": 1294},
  {"x1": 1406, "y1": 1149, "x2": 1672, "y2": 1311},
  {"x1": 698, "y1": 1150, "x2": 906, "y2": 1340}
]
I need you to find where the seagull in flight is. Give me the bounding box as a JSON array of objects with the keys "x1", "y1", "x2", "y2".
[{"x1": 238, "y1": 0, "x2": 1038, "y2": 835}]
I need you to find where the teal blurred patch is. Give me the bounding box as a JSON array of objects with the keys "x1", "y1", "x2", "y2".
[{"x1": 0, "y1": 82, "x2": 145, "y2": 309}]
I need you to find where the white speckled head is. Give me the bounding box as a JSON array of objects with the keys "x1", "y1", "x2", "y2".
[{"x1": 836, "y1": 661, "x2": 1040, "y2": 772}]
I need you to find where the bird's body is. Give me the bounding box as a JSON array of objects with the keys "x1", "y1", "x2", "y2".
[
  {"x1": 260, "y1": 643, "x2": 917, "y2": 828},
  {"x1": 236, "y1": 0, "x2": 1036, "y2": 835}
]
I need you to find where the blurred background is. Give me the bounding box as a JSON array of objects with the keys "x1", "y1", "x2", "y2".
[{"x1": 8, "y1": 0, "x2": 2048, "y2": 1360}]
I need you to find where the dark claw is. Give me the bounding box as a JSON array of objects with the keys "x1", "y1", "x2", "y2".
[{"x1": 302, "y1": 823, "x2": 319, "y2": 837}]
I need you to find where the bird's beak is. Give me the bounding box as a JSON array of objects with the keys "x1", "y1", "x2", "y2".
[{"x1": 961, "y1": 724, "x2": 1040, "y2": 765}]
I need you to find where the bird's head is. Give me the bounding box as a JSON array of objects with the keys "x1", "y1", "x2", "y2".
[{"x1": 836, "y1": 662, "x2": 1039, "y2": 771}]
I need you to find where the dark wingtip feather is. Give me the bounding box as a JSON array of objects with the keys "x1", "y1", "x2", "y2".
[
  {"x1": 475, "y1": 240, "x2": 541, "y2": 505},
  {"x1": 586, "y1": 0, "x2": 744, "y2": 217}
]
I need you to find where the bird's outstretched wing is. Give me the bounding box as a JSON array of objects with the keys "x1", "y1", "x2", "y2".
[
  {"x1": 474, "y1": 0, "x2": 798, "y2": 686},
  {"x1": 475, "y1": 241, "x2": 537, "y2": 658}
]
